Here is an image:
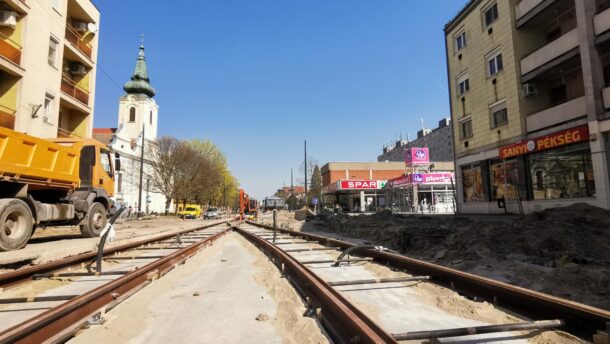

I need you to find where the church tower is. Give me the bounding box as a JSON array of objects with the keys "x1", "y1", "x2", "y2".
[{"x1": 118, "y1": 43, "x2": 158, "y2": 141}]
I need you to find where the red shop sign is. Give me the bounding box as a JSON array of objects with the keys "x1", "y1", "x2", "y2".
[
  {"x1": 499, "y1": 125, "x2": 589, "y2": 159},
  {"x1": 340, "y1": 180, "x2": 385, "y2": 190}
]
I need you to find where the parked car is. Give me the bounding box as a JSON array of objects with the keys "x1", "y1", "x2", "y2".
[
  {"x1": 179, "y1": 205, "x2": 202, "y2": 219},
  {"x1": 204, "y1": 207, "x2": 221, "y2": 219}
]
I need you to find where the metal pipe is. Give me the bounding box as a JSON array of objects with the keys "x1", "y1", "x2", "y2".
[
  {"x1": 0, "y1": 295, "x2": 78, "y2": 304},
  {"x1": 272, "y1": 209, "x2": 277, "y2": 243},
  {"x1": 33, "y1": 271, "x2": 128, "y2": 279},
  {"x1": 329, "y1": 276, "x2": 429, "y2": 287},
  {"x1": 285, "y1": 247, "x2": 338, "y2": 253},
  {"x1": 300, "y1": 258, "x2": 372, "y2": 265},
  {"x1": 334, "y1": 245, "x2": 396, "y2": 267},
  {"x1": 392, "y1": 320, "x2": 564, "y2": 341},
  {"x1": 95, "y1": 207, "x2": 126, "y2": 273}
]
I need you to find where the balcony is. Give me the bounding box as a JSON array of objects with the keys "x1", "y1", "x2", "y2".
[
  {"x1": 0, "y1": 104, "x2": 16, "y2": 130},
  {"x1": 595, "y1": 7, "x2": 610, "y2": 37},
  {"x1": 61, "y1": 77, "x2": 89, "y2": 106},
  {"x1": 65, "y1": 26, "x2": 92, "y2": 59},
  {"x1": 521, "y1": 28, "x2": 579, "y2": 77},
  {"x1": 515, "y1": 0, "x2": 560, "y2": 27},
  {"x1": 58, "y1": 106, "x2": 88, "y2": 138},
  {"x1": 0, "y1": 33, "x2": 21, "y2": 66},
  {"x1": 526, "y1": 96, "x2": 587, "y2": 132},
  {"x1": 3, "y1": 0, "x2": 29, "y2": 14}
]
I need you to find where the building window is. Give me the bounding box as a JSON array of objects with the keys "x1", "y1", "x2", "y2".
[
  {"x1": 528, "y1": 143, "x2": 595, "y2": 200},
  {"x1": 48, "y1": 37, "x2": 59, "y2": 67},
  {"x1": 489, "y1": 159, "x2": 521, "y2": 201},
  {"x1": 150, "y1": 110, "x2": 153, "y2": 124},
  {"x1": 484, "y1": 3, "x2": 499, "y2": 27},
  {"x1": 460, "y1": 119, "x2": 473, "y2": 139},
  {"x1": 490, "y1": 102, "x2": 508, "y2": 128},
  {"x1": 487, "y1": 52, "x2": 503, "y2": 76},
  {"x1": 44, "y1": 93, "x2": 55, "y2": 123},
  {"x1": 457, "y1": 75, "x2": 470, "y2": 95},
  {"x1": 455, "y1": 32, "x2": 467, "y2": 51},
  {"x1": 129, "y1": 107, "x2": 136, "y2": 122}
]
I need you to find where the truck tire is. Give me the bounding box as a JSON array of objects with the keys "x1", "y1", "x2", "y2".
[
  {"x1": 80, "y1": 202, "x2": 108, "y2": 238},
  {"x1": 0, "y1": 199, "x2": 34, "y2": 251}
]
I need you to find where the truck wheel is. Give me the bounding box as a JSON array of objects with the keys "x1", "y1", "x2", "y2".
[
  {"x1": 0, "y1": 199, "x2": 34, "y2": 251},
  {"x1": 80, "y1": 202, "x2": 108, "y2": 238}
]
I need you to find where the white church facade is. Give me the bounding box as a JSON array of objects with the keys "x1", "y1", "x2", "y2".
[{"x1": 93, "y1": 43, "x2": 166, "y2": 214}]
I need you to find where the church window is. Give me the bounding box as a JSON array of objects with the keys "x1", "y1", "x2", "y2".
[
  {"x1": 129, "y1": 107, "x2": 136, "y2": 122},
  {"x1": 150, "y1": 110, "x2": 153, "y2": 124}
]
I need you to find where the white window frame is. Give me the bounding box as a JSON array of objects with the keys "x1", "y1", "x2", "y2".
[
  {"x1": 486, "y1": 50, "x2": 503, "y2": 76},
  {"x1": 456, "y1": 72, "x2": 470, "y2": 95},
  {"x1": 48, "y1": 36, "x2": 59, "y2": 67},
  {"x1": 459, "y1": 115, "x2": 473, "y2": 139},
  {"x1": 455, "y1": 31, "x2": 467, "y2": 51},
  {"x1": 489, "y1": 100, "x2": 508, "y2": 128},
  {"x1": 52, "y1": 0, "x2": 61, "y2": 11},
  {"x1": 44, "y1": 93, "x2": 55, "y2": 123},
  {"x1": 483, "y1": 3, "x2": 499, "y2": 28}
]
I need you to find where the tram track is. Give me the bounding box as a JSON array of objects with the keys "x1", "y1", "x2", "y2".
[
  {"x1": 0, "y1": 221, "x2": 230, "y2": 343},
  {"x1": 240, "y1": 221, "x2": 610, "y2": 343}
]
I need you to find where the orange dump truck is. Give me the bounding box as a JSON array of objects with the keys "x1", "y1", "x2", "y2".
[{"x1": 0, "y1": 127, "x2": 120, "y2": 251}]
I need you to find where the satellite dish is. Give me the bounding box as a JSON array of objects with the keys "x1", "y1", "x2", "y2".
[{"x1": 87, "y1": 23, "x2": 98, "y2": 33}]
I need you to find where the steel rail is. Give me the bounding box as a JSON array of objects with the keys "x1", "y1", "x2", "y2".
[
  {"x1": 0, "y1": 227, "x2": 230, "y2": 344},
  {"x1": 0, "y1": 220, "x2": 227, "y2": 289},
  {"x1": 235, "y1": 226, "x2": 396, "y2": 344},
  {"x1": 246, "y1": 221, "x2": 610, "y2": 341}
]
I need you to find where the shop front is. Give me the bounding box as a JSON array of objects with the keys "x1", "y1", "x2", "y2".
[
  {"x1": 322, "y1": 179, "x2": 387, "y2": 212},
  {"x1": 386, "y1": 172, "x2": 456, "y2": 213},
  {"x1": 458, "y1": 124, "x2": 596, "y2": 213}
]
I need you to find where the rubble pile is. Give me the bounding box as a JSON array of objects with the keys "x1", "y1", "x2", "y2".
[{"x1": 309, "y1": 204, "x2": 610, "y2": 310}]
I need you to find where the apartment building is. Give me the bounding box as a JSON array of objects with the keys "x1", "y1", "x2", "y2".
[
  {"x1": 0, "y1": 0, "x2": 99, "y2": 138},
  {"x1": 378, "y1": 117, "x2": 454, "y2": 162},
  {"x1": 445, "y1": 0, "x2": 610, "y2": 213}
]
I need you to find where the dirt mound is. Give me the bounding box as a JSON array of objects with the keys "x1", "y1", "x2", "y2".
[{"x1": 309, "y1": 204, "x2": 610, "y2": 310}]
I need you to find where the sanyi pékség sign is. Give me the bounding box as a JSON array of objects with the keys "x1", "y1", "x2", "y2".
[{"x1": 499, "y1": 125, "x2": 589, "y2": 159}]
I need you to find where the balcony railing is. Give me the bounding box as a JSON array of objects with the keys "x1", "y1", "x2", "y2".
[
  {"x1": 0, "y1": 104, "x2": 16, "y2": 129},
  {"x1": 61, "y1": 77, "x2": 89, "y2": 106},
  {"x1": 0, "y1": 32, "x2": 21, "y2": 65},
  {"x1": 65, "y1": 26, "x2": 92, "y2": 59},
  {"x1": 57, "y1": 127, "x2": 76, "y2": 138}
]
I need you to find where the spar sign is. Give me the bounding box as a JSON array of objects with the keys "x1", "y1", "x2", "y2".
[
  {"x1": 340, "y1": 180, "x2": 387, "y2": 190},
  {"x1": 405, "y1": 147, "x2": 429, "y2": 165},
  {"x1": 499, "y1": 125, "x2": 589, "y2": 159}
]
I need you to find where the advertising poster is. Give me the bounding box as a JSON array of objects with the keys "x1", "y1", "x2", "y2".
[
  {"x1": 405, "y1": 147, "x2": 429, "y2": 165},
  {"x1": 462, "y1": 166, "x2": 484, "y2": 202},
  {"x1": 490, "y1": 161, "x2": 518, "y2": 201}
]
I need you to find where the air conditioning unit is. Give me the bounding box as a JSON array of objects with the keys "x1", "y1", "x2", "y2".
[
  {"x1": 0, "y1": 11, "x2": 17, "y2": 29},
  {"x1": 69, "y1": 63, "x2": 87, "y2": 76},
  {"x1": 72, "y1": 22, "x2": 89, "y2": 32},
  {"x1": 523, "y1": 83, "x2": 537, "y2": 97}
]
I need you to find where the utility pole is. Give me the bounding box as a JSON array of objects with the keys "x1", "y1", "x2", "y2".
[
  {"x1": 304, "y1": 140, "x2": 308, "y2": 208},
  {"x1": 137, "y1": 124, "x2": 145, "y2": 218},
  {"x1": 223, "y1": 179, "x2": 227, "y2": 210},
  {"x1": 290, "y1": 168, "x2": 294, "y2": 211}
]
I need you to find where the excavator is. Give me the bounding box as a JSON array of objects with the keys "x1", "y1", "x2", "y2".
[{"x1": 238, "y1": 188, "x2": 258, "y2": 220}]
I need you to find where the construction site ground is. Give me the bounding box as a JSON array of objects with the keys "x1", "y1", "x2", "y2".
[
  {"x1": 0, "y1": 216, "x2": 224, "y2": 273},
  {"x1": 256, "y1": 204, "x2": 610, "y2": 311}
]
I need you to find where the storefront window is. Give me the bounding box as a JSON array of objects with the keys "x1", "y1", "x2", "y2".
[
  {"x1": 528, "y1": 143, "x2": 595, "y2": 200},
  {"x1": 461, "y1": 163, "x2": 486, "y2": 202},
  {"x1": 489, "y1": 159, "x2": 520, "y2": 201}
]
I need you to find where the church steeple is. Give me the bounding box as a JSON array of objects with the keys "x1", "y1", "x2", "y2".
[{"x1": 123, "y1": 41, "x2": 156, "y2": 98}]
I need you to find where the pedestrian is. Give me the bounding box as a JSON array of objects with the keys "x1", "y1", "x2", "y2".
[{"x1": 127, "y1": 205, "x2": 133, "y2": 219}]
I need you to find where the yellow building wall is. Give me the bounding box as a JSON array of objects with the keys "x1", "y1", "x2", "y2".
[
  {"x1": 0, "y1": 74, "x2": 18, "y2": 114},
  {"x1": 446, "y1": 0, "x2": 525, "y2": 158},
  {"x1": 0, "y1": 16, "x2": 23, "y2": 49}
]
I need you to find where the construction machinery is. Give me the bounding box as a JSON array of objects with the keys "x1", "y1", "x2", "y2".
[
  {"x1": 238, "y1": 188, "x2": 258, "y2": 220},
  {"x1": 0, "y1": 127, "x2": 120, "y2": 251}
]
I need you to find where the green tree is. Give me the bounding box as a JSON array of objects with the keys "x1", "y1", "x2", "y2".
[{"x1": 309, "y1": 165, "x2": 322, "y2": 206}]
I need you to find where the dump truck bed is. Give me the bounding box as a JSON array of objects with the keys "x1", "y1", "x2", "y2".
[{"x1": 0, "y1": 127, "x2": 80, "y2": 190}]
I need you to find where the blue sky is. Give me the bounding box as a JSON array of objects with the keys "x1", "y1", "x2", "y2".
[{"x1": 93, "y1": 1, "x2": 466, "y2": 199}]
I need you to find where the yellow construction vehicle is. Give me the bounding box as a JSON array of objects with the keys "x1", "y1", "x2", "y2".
[{"x1": 0, "y1": 127, "x2": 120, "y2": 251}]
